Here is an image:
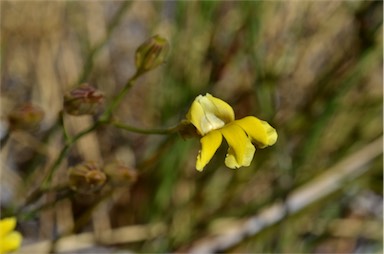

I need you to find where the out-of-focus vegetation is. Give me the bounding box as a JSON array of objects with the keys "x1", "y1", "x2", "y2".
[{"x1": 1, "y1": 1, "x2": 382, "y2": 253}]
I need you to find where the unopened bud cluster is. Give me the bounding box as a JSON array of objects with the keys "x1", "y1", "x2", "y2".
[
  {"x1": 68, "y1": 161, "x2": 107, "y2": 194},
  {"x1": 8, "y1": 103, "x2": 44, "y2": 131},
  {"x1": 135, "y1": 35, "x2": 169, "y2": 74},
  {"x1": 68, "y1": 161, "x2": 138, "y2": 194},
  {"x1": 104, "y1": 162, "x2": 138, "y2": 186},
  {"x1": 63, "y1": 84, "x2": 104, "y2": 116}
]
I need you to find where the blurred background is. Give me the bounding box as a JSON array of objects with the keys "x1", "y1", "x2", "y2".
[{"x1": 1, "y1": 1, "x2": 382, "y2": 253}]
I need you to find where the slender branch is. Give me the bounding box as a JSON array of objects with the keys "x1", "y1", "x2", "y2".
[
  {"x1": 18, "y1": 185, "x2": 71, "y2": 221},
  {"x1": 112, "y1": 121, "x2": 178, "y2": 135},
  {"x1": 23, "y1": 51, "x2": 140, "y2": 208},
  {"x1": 19, "y1": 2, "x2": 136, "y2": 213},
  {"x1": 100, "y1": 72, "x2": 139, "y2": 121},
  {"x1": 23, "y1": 75, "x2": 138, "y2": 208},
  {"x1": 58, "y1": 110, "x2": 71, "y2": 142},
  {"x1": 22, "y1": 120, "x2": 104, "y2": 209},
  {"x1": 76, "y1": 1, "x2": 131, "y2": 85},
  {"x1": 41, "y1": 0, "x2": 132, "y2": 188},
  {"x1": 42, "y1": 122, "x2": 102, "y2": 188}
]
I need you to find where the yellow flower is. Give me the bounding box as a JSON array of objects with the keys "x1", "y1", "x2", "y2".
[
  {"x1": 187, "y1": 93, "x2": 277, "y2": 171},
  {"x1": 0, "y1": 217, "x2": 22, "y2": 254}
]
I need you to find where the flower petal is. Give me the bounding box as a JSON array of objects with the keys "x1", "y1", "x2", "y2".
[
  {"x1": 186, "y1": 93, "x2": 235, "y2": 135},
  {"x1": 234, "y1": 116, "x2": 278, "y2": 148},
  {"x1": 0, "y1": 217, "x2": 16, "y2": 238},
  {"x1": 0, "y1": 231, "x2": 22, "y2": 253},
  {"x1": 220, "y1": 124, "x2": 256, "y2": 169},
  {"x1": 196, "y1": 130, "x2": 223, "y2": 171},
  {"x1": 205, "y1": 93, "x2": 235, "y2": 123},
  {"x1": 186, "y1": 97, "x2": 206, "y2": 135}
]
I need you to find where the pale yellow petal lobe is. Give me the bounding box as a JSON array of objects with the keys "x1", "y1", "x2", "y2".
[
  {"x1": 234, "y1": 116, "x2": 278, "y2": 148},
  {"x1": 205, "y1": 94, "x2": 235, "y2": 123},
  {"x1": 186, "y1": 94, "x2": 235, "y2": 135}
]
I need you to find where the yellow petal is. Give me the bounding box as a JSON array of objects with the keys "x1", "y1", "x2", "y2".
[
  {"x1": 0, "y1": 218, "x2": 16, "y2": 238},
  {"x1": 196, "y1": 130, "x2": 223, "y2": 171},
  {"x1": 186, "y1": 97, "x2": 206, "y2": 135},
  {"x1": 220, "y1": 124, "x2": 256, "y2": 169},
  {"x1": 0, "y1": 231, "x2": 22, "y2": 254},
  {"x1": 234, "y1": 116, "x2": 278, "y2": 148},
  {"x1": 205, "y1": 93, "x2": 235, "y2": 123},
  {"x1": 186, "y1": 94, "x2": 235, "y2": 135}
]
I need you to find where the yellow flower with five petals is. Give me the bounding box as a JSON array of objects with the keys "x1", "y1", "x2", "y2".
[
  {"x1": 186, "y1": 93, "x2": 277, "y2": 171},
  {"x1": 0, "y1": 217, "x2": 22, "y2": 254}
]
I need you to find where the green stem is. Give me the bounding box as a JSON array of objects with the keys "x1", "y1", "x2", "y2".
[
  {"x1": 76, "y1": 2, "x2": 131, "y2": 85},
  {"x1": 58, "y1": 110, "x2": 71, "y2": 142},
  {"x1": 101, "y1": 72, "x2": 139, "y2": 121},
  {"x1": 18, "y1": 184, "x2": 71, "y2": 220},
  {"x1": 23, "y1": 74, "x2": 141, "y2": 209},
  {"x1": 112, "y1": 121, "x2": 178, "y2": 135},
  {"x1": 24, "y1": 75, "x2": 139, "y2": 208},
  {"x1": 42, "y1": 122, "x2": 102, "y2": 188},
  {"x1": 20, "y1": 2, "x2": 137, "y2": 213}
]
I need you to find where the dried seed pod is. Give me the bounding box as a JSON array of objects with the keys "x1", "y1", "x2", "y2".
[
  {"x1": 8, "y1": 103, "x2": 44, "y2": 131},
  {"x1": 63, "y1": 84, "x2": 104, "y2": 116},
  {"x1": 104, "y1": 162, "x2": 138, "y2": 186},
  {"x1": 68, "y1": 161, "x2": 107, "y2": 194}
]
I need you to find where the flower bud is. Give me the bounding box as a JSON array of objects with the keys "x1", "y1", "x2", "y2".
[
  {"x1": 135, "y1": 35, "x2": 169, "y2": 74},
  {"x1": 68, "y1": 161, "x2": 107, "y2": 194},
  {"x1": 104, "y1": 162, "x2": 138, "y2": 186},
  {"x1": 63, "y1": 84, "x2": 104, "y2": 116},
  {"x1": 8, "y1": 103, "x2": 44, "y2": 131}
]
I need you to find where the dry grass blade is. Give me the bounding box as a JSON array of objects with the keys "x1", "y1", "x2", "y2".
[
  {"x1": 19, "y1": 222, "x2": 166, "y2": 253},
  {"x1": 187, "y1": 136, "x2": 383, "y2": 253}
]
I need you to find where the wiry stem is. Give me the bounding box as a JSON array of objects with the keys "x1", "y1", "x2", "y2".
[
  {"x1": 41, "y1": 121, "x2": 102, "y2": 189},
  {"x1": 76, "y1": 1, "x2": 132, "y2": 85},
  {"x1": 112, "y1": 121, "x2": 178, "y2": 135},
  {"x1": 20, "y1": 3, "x2": 171, "y2": 216},
  {"x1": 100, "y1": 72, "x2": 139, "y2": 122}
]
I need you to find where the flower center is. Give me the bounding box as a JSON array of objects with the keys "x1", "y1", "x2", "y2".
[{"x1": 200, "y1": 112, "x2": 225, "y2": 135}]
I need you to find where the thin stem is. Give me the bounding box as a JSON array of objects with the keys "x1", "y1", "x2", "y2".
[
  {"x1": 24, "y1": 75, "x2": 138, "y2": 207},
  {"x1": 76, "y1": 2, "x2": 131, "y2": 85},
  {"x1": 112, "y1": 121, "x2": 178, "y2": 135},
  {"x1": 20, "y1": 2, "x2": 137, "y2": 211},
  {"x1": 18, "y1": 184, "x2": 71, "y2": 220},
  {"x1": 42, "y1": 121, "x2": 102, "y2": 188},
  {"x1": 58, "y1": 110, "x2": 71, "y2": 142},
  {"x1": 101, "y1": 72, "x2": 139, "y2": 121},
  {"x1": 24, "y1": 63, "x2": 140, "y2": 208}
]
